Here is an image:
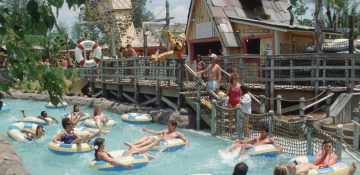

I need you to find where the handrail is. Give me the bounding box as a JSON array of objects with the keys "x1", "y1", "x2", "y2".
[
  {"x1": 248, "y1": 92, "x2": 262, "y2": 105},
  {"x1": 353, "y1": 120, "x2": 360, "y2": 126},
  {"x1": 303, "y1": 93, "x2": 334, "y2": 110}
]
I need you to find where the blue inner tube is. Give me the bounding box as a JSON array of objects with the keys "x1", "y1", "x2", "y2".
[{"x1": 0, "y1": 104, "x2": 11, "y2": 111}]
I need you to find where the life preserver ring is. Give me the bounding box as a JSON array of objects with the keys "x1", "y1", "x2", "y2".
[
  {"x1": 45, "y1": 102, "x2": 68, "y2": 109},
  {"x1": 83, "y1": 117, "x2": 117, "y2": 128},
  {"x1": 62, "y1": 112, "x2": 91, "y2": 122},
  {"x1": 0, "y1": 103, "x2": 11, "y2": 111},
  {"x1": 7, "y1": 122, "x2": 40, "y2": 142},
  {"x1": 287, "y1": 155, "x2": 349, "y2": 175},
  {"x1": 121, "y1": 113, "x2": 152, "y2": 124},
  {"x1": 21, "y1": 117, "x2": 55, "y2": 126},
  {"x1": 48, "y1": 140, "x2": 95, "y2": 155},
  {"x1": 151, "y1": 138, "x2": 185, "y2": 152},
  {"x1": 89, "y1": 150, "x2": 149, "y2": 171},
  {"x1": 75, "y1": 40, "x2": 102, "y2": 67},
  {"x1": 243, "y1": 144, "x2": 279, "y2": 157}
]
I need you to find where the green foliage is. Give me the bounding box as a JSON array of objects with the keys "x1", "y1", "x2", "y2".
[
  {"x1": 131, "y1": 0, "x2": 154, "y2": 28},
  {"x1": 64, "y1": 68, "x2": 79, "y2": 83},
  {"x1": 0, "y1": 0, "x2": 85, "y2": 105},
  {"x1": 290, "y1": 0, "x2": 311, "y2": 26}
]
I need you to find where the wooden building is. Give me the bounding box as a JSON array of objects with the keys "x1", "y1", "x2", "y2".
[{"x1": 185, "y1": 0, "x2": 327, "y2": 62}]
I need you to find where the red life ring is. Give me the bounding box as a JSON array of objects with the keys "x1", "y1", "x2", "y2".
[{"x1": 75, "y1": 40, "x2": 102, "y2": 67}]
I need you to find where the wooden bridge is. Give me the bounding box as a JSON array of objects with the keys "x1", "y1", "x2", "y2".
[{"x1": 79, "y1": 53, "x2": 360, "y2": 129}]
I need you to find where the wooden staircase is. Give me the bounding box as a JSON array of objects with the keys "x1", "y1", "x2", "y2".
[{"x1": 320, "y1": 124, "x2": 357, "y2": 146}]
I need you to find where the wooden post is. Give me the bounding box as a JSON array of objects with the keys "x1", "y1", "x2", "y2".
[
  {"x1": 134, "y1": 58, "x2": 139, "y2": 105},
  {"x1": 351, "y1": 55, "x2": 356, "y2": 88},
  {"x1": 299, "y1": 97, "x2": 305, "y2": 117},
  {"x1": 336, "y1": 124, "x2": 343, "y2": 159},
  {"x1": 196, "y1": 102, "x2": 201, "y2": 130},
  {"x1": 270, "y1": 57, "x2": 275, "y2": 110},
  {"x1": 306, "y1": 116, "x2": 314, "y2": 155},
  {"x1": 177, "y1": 59, "x2": 185, "y2": 109},
  {"x1": 276, "y1": 95, "x2": 282, "y2": 115},
  {"x1": 326, "y1": 85, "x2": 331, "y2": 118},
  {"x1": 117, "y1": 85, "x2": 123, "y2": 101},
  {"x1": 236, "y1": 106, "x2": 242, "y2": 139},
  {"x1": 353, "y1": 120, "x2": 359, "y2": 150},
  {"x1": 349, "y1": 15, "x2": 354, "y2": 54},
  {"x1": 290, "y1": 59, "x2": 294, "y2": 85},
  {"x1": 90, "y1": 82, "x2": 96, "y2": 97},
  {"x1": 314, "y1": 55, "x2": 320, "y2": 100},
  {"x1": 211, "y1": 100, "x2": 217, "y2": 136},
  {"x1": 268, "y1": 110, "x2": 274, "y2": 136},
  {"x1": 156, "y1": 62, "x2": 162, "y2": 107}
]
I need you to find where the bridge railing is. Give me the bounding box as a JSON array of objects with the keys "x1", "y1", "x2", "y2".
[{"x1": 79, "y1": 57, "x2": 183, "y2": 86}]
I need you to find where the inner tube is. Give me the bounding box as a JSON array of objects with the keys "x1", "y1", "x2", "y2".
[
  {"x1": 21, "y1": 117, "x2": 55, "y2": 126},
  {"x1": 287, "y1": 155, "x2": 349, "y2": 175},
  {"x1": 62, "y1": 113, "x2": 91, "y2": 122},
  {"x1": 7, "y1": 122, "x2": 39, "y2": 142},
  {"x1": 151, "y1": 138, "x2": 185, "y2": 152},
  {"x1": 48, "y1": 140, "x2": 95, "y2": 155},
  {"x1": 83, "y1": 117, "x2": 117, "y2": 128},
  {"x1": 120, "y1": 113, "x2": 152, "y2": 124},
  {"x1": 243, "y1": 144, "x2": 279, "y2": 157},
  {"x1": 45, "y1": 102, "x2": 68, "y2": 109},
  {"x1": 89, "y1": 150, "x2": 149, "y2": 171},
  {"x1": 0, "y1": 103, "x2": 11, "y2": 111}
]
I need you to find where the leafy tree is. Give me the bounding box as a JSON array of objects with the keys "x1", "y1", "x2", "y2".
[
  {"x1": 131, "y1": 0, "x2": 154, "y2": 28},
  {"x1": 290, "y1": 0, "x2": 312, "y2": 26},
  {"x1": 0, "y1": 0, "x2": 85, "y2": 106}
]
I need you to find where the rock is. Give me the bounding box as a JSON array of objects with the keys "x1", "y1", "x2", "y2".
[
  {"x1": 179, "y1": 108, "x2": 189, "y2": 115},
  {"x1": 0, "y1": 134, "x2": 29, "y2": 175},
  {"x1": 169, "y1": 111, "x2": 190, "y2": 128}
]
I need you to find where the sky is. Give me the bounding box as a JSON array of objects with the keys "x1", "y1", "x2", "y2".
[{"x1": 55, "y1": 0, "x2": 191, "y2": 32}]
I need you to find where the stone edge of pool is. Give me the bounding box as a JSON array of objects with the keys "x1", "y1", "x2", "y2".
[
  {"x1": 0, "y1": 134, "x2": 29, "y2": 175},
  {"x1": 3, "y1": 91, "x2": 193, "y2": 128}
]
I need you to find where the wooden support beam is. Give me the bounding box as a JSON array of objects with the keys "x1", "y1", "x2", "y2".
[
  {"x1": 161, "y1": 96, "x2": 178, "y2": 110},
  {"x1": 123, "y1": 92, "x2": 135, "y2": 103},
  {"x1": 93, "y1": 91, "x2": 103, "y2": 98},
  {"x1": 144, "y1": 94, "x2": 152, "y2": 100},
  {"x1": 141, "y1": 97, "x2": 157, "y2": 106},
  {"x1": 118, "y1": 85, "x2": 123, "y2": 101},
  {"x1": 110, "y1": 90, "x2": 120, "y2": 98},
  {"x1": 90, "y1": 82, "x2": 96, "y2": 97},
  {"x1": 102, "y1": 83, "x2": 108, "y2": 98}
]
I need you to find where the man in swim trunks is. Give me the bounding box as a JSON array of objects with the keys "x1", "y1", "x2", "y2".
[
  {"x1": 288, "y1": 137, "x2": 338, "y2": 175},
  {"x1": 197, "y1": 54, "x2": 221, "y2": 92},
  {"x1": 52, "y1": 118, "x2": 101, "y2": 144},
  {"x1": 225, "y1": 126, "x2": 281, "y2": 157},
  {"x1": 124, "y1": 120, "x2": 189, "y2": 149}
]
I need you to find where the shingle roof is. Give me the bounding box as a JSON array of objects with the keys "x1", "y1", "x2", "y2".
[{"x1": 188, "y1": 0, "x2": 316, "y2": 48}]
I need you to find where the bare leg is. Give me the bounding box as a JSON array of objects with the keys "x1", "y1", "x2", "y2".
[
  {"x1": 134, "y1": 141, "x2": 159, "y2": 154},
  {"x1": 131, "y1": 137, "x2": 158, "y2": 148},
  {"x1": 95, "y1": 118, "x2": 102, "y2": 129}
]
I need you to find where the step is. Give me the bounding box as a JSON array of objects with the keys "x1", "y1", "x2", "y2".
[{"x1": 321, "y1": 123, "x2": 354, "y2": 137}]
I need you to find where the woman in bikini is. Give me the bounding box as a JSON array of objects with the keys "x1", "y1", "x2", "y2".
[
  {"x1": 93, "y1": 138, "x2": 155, "y2": 168},
  {"x1": 23, "y1": 125, "x2": 45, "y2": 140},
  {"x1": 93, "y1": 106, "x2": 109, "y2": 129}
]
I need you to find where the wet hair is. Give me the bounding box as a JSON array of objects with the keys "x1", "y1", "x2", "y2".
[
  {"x1": 94, "y1": 138, "x2": 105, "y2": 161},
  {"x1": 274, "y1": 164, "x2": 288, "y2": 175},
  {"x1": 126, "y1": 44, "x2": 132, "y2": 48},
  {"x1": 323, "y1": 137, "x2": 333, "y2": 146},
  {"x1": 262, "y1": 126, "x2": 269, "y2": 133},
  {"x1": 168, "y1": 120, "x2": 177, "y2": 128},
  {"x1": 229, "y1": 73, "x2": 240, "y2": 84},
  {"x1": 40, "y1": 111, "x2": 47, "y2": 117},
  {"x1": 35, "y1": 126, "x2": 44, "y2": 136},
  {"x1": 62, "y1": 118, "x2": 72, "y2": 129},
  {"x1": 233, "y1": 162, "x2": 248, "y2": 175},
  {"x1": 93, "y1": 106, "x2": 101, "y2": 116},
  {"x1": 241, "y1": 85, "x2": 248, "y2": 94}
]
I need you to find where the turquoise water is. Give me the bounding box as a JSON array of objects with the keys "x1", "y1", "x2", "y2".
[{"x1": 0, "y1": 98, "x2": 356, "y2": 175}]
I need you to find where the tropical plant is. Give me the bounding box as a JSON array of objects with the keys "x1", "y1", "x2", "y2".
[{"x1": 0, "y1": 0, "x2": 85, "y2": 106}]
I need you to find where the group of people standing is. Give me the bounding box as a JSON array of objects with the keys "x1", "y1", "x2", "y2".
[{"x1": 195, "y1": 52, "x2": 251, "y2": 114}]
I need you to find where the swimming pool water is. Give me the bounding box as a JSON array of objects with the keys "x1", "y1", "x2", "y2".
[{"x1": 0, "y1": 98, "x2": 356, "y2": 175}]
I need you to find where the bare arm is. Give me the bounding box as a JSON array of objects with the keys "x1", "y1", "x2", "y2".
[
  {"x1": 177, "y1": 131, "x2": 189, "y2": 147},
  {"x1": 314, "y1": 151, "x2": 327, "y2": 165},
  {"x1": 216, "y1": 66, "x2": 221, "y2": 89},
  {"x1": 226, "y1": 86, "x2": 230, "y2": 96},
  {"x1": 198, "y1": 65, "x2": 211, "y2": 74},
  {"x1": 100, "y1": 152, "x2": 133, "y2": 169},
  {"x1": 52, "y1": 132, "x2": 64, "y2": 143},
  {"x1": 20, "y1": 110, "x2": 26, "y2": 118},
  {"x1": 142, "y1": 127, "x2": 163, "y2": 135},
  {"x1": 269, "y1": 138, "x2": 282, "y2": 154}
]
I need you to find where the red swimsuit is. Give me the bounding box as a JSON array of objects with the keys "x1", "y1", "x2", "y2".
[{"x1": 228, "y1": 85, "x2": 242, "y2": 107}]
